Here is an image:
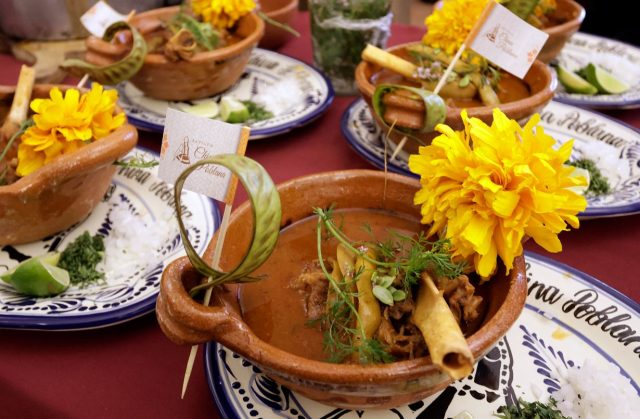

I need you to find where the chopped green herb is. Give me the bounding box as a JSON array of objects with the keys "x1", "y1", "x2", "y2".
[
  {"x1": 568, "y1": 158, "x2": 611, "y2": 196},
  {"x1": 241, "y1": 100, "x2": 274, "y2": 122},
  {"x1": 496, "y1": 398, "x2": 570, "y2": 419},
  {"x1": 58, "y1": 232, "x2": 105, "y2": 286}
]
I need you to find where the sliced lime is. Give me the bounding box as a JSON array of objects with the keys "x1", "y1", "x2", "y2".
[
  {"x1": 583, "y1": 63, "x2": 630, "y2": 94},
  {"x1": 7, "y1": 253, "x2": 70, "y2": 297},
  {"x1": 2, "y1": 253, "x2": 61, "y2": 284},
  {"x1": 556, "y1": 65, "x2": 597, "y2": 95},
  {"x1": 178, "y1": 100, "x2": 219, "y2": 119},
  {"x1": 220, "y1": 96, "x2": 250, "y2": 123}
]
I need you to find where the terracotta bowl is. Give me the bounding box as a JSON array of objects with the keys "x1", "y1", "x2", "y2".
[
  {"x1": 127, "y1": 6, "x2": 264, "y2": 101},
  {"x1": 355, "y1": 42, "x2": 555, "y2": 155},
  {"x1": 156, "y1": 170, "x2": 527, "y2": 409},
  {"x1": 538, "y1": 0, "x2": 585, "y2": 63},
  {"x1": 259, "y1": 0, "x2": 299, "y2": 49},
  {"x1": 0, "y1": 84, "x2": 137, "y2": 245}
]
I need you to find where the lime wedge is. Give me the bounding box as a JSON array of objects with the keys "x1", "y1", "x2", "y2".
[
  {"x1": 583, "y1": 63, "x2": 630, "y2": 94},
  {"x1": 220, "y1": 97, "x2": 250, "y2": 123},
  {"x1": 6, "y1": 253, "x2": 70, "y2": 297},
  {"x1": 556, "y1": 65, "x2": 597, "y2": 95},
  {"x1": 178, "y1": 100, "x2": 219, "y2": 119}
]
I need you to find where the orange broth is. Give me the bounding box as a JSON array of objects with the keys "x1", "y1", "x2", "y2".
[{"x1": 239, "y1": 209, "x2": 422, "y2": 362}]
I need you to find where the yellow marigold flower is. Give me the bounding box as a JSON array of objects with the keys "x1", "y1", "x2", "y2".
[
  {"x1": 423, "y1": 0, "x2": 491, "y2": 56},
  {"x1": 16, "y1": 83, "x2": 125, "y2": 177},
  {"x1": 408, "y1": 109, "x2": 587, "y2": 278},
  {"x1": 191, "y1": 0, "x2": 256, "y2": 29}
]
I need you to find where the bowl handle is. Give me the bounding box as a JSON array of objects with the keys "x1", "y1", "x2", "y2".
[{"x1": 156, "y1": 256, "x2": 244, "y2": 346}]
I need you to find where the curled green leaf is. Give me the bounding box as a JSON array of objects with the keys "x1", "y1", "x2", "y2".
[
  {"x1": 61, "y1": 21, "x2": 147, "y2": 86},
  {"x1": 372, "y1": 83, "x2": 447, "y2": 134},
  {"x1": 173, "y1": 154, "x2": 281, "y2": 294}
]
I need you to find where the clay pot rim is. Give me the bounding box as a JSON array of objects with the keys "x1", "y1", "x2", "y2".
[
  {"x1": 262, "y1": 0, "x2": 299, "y2": 19},
  {"x1": 165, "y1": 170, "x2": 528, "y2": 385},
  {"x1": 133, "y1": 6, "x2": 265, "y2": 65},
  {"x1": 355, "y1": 42, "x2": 556, "y2": 122},
  {"x1": 543, "y1": 0, "x2": 585, "y2": 37},
  {"x1": 0, "y1": 83, "x2": 137, "y2": 195}
]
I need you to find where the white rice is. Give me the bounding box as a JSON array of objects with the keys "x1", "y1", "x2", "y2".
[
  {"x1": 573, "y1": 140, "x2": 627, "y2": 188},
  {"x1": 553, "y1": 358, "x2": 640, "y2": 419},
  {"x1": 98, "y1": 204, "x2": 177, "y2": 280}
]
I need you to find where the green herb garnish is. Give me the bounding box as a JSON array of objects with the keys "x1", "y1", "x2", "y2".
[
  {"x1": 58, "y1": 232, "x2": 105, "y2": 286},
  {"x1": 568, "y1": 158, "x2": 611, "y2": 196},
  {"x1": 496, "y1": 398, "x2": 570, "y2": 419},
  {"x1": 241, "y1": 100, "x2": 273, "y2": 122}
]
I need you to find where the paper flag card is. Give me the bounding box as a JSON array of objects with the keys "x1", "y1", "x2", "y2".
[
  {"x1": 159, "y1": 108, "x2": 250, "y2": 204},
  {"x1": 468, "y1": 1, "x2": 549, "y2": 79},
  {"x1": 81, "y1": 0, "x2": 127, "y2": 37}
]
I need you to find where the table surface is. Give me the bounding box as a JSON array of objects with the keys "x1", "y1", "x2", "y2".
[{"x1": 1, "y1": 11, "x2": 639, "y2": 419}]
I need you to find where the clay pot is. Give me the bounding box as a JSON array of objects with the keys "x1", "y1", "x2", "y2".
[
  {"x1": 259, "y1": 0, "x2": 299, "y2": 49},
  {"x1": 0, "y1": 84, "x2": 138, "y2": 245},
  {"x1": 127, "y1": 6, "x2": 264, "y2": 101},
  {"x1": 355, "y1": 42, "x2": 555, "y2": 155},
  {"x1": 538, "y1": 0, "x2": 585, "y2": 63},
  {"x1": 156, "y1": 170, "x2": 527, "y2": 409}
]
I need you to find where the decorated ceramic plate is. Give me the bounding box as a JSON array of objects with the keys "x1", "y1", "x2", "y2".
[
  {"x1": 116, "y1": 49, "x2": 334, "y2": 139},
  {"x1": 341, "y1": 98, "x2": 640, "y2": 219},
  {"x1": 204, "y1": 252, "x2": 639, "y2": 418},
  {"x1": 553, "y1": 32, "x2": 640, "y2": 109},
  {"x1": 0, "y1": 148, "x2": 219, "y2": 331}
]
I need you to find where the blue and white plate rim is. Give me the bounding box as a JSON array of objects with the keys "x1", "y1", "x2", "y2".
[
  {"x1": 340, "y1": 97, "x2": 640, "y2": 219},
  {"x1": 553, "y1": 32, "x2": 640, "y2": 110},
  {"x1": 119, "y1": 48, "x2": 335, "y2": 138},
  {"x1": 0, "y1": 146, "x2": 221, "y2": 331},
  {"x1": 203, "y1": 251, "x2": 639, "y2": 419}
]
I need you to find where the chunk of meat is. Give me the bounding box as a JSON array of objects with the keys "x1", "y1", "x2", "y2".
[
  {"x1": 435, "y1": 274, "x2": 483, "y2": 326},
  {"x1": 291, "y1": 261, "x2": 329, "y2": 321},
  {"x1": 376, "y1": 296, "x2": 427, "y2": 359}
]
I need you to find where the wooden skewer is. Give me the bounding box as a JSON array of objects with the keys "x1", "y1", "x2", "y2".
[{"x1": 181, "y1": 204, "x2": 233, "y2": 398}]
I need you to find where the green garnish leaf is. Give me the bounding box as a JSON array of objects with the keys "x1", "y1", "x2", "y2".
[
  {"x1": 173, "y1": 154, "x2": 281, "y2": 295},
  {"x1": 61, "y1": 21, "x2": 148, "y2": 85}
]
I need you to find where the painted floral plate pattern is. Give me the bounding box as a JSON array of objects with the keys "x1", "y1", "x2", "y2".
[
  {"x1": 204, "y1": 252, "x2": 639, "y2": 418},
  {"x1": 553, "y1": 32, "x2": 640, "y2": 109},
  {"x1": 116, "y1": 49, "x2": 334, "y2": 139},
  {"x1": 341, "y1": 98, "x2": 640, "y2": 219},
  {"x1": 0, "y1": 148, "x2": 219, "y2": 331}
]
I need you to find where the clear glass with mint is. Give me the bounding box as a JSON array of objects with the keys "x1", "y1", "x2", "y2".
[{"x1": 310, "y1": 0, "x2": 392, "y2": 95}]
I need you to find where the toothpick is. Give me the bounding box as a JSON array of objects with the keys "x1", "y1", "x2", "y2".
[
  {"x1": 390, "y1": 136, "x2": 408, "y2": 160},
  {"x1": 181, "y1": 203, "x2": 233, "y2": 398},
  {"x1": 76, "y1": 74, "x2": 90, "y2": 88}
]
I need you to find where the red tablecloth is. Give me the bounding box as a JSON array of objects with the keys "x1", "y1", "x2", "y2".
[{"x1": 1, "y1": 11, "x2": 638, "y2": 419}]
